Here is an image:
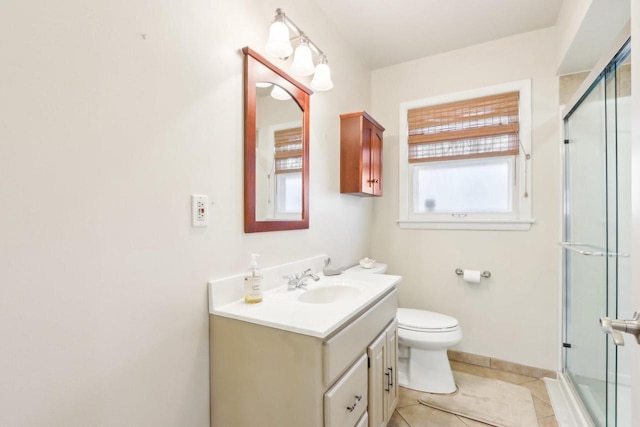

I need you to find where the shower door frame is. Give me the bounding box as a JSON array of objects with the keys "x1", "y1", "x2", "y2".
[{"x1": 561, "y1": 30, "x2": 631, "y2": 427}]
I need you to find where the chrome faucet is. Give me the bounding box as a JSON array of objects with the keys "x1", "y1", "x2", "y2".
[{"x1": 284, "y1": 268, "x2": 320, "y2": 290}]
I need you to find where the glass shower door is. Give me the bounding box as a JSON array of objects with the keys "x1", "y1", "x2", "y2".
[
  {"x1": 563, "y1": 42, "x2": 631, "y2": 427},
  {"x1": 564, "y1": 73, "x2": 609, "y2": 426}
]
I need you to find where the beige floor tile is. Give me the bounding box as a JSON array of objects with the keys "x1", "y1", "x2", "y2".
[
  {"x1": 388, "y1": 410, "x2": 410, "y2": 427},
  {"x1": 533, "y1": 396, "x2": 555, "y2": 419},
  {"x1": 397, "y1": 386, "x2": 423, "y2": 408},
  {"x1": 450, "y1": 360, "x2": 537, "y2": 385},
  {"x1": 537, "y1": 415, "x2": 560, "y2": 427},
  {"x1": 520, "y1": 379, "x2": 552, "y2": 405},
  {"x1": 397, "y1": 404, "x2": 468, "y2": 427},
  {"x1": 457, "y1": 416, "x2": 494, "y2": 426}
]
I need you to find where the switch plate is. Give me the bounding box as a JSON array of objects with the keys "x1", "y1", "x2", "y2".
[{"x1": 192, "y1": 195, "x2": 209, "y2": 227}]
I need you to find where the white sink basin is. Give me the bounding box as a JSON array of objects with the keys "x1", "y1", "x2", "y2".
[{"x1": 298, "y1": 285, "x2": 362, "y2": 304}]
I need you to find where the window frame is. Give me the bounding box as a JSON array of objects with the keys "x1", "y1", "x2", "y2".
[{"x1": 398, "y1": 79, "x2": 534, "y2": 231}]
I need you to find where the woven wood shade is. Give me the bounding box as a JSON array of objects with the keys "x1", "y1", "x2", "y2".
[
  {"x1": 274, "y1": 127, "x2": 303, "y2": 174},
  {"x1": 408, "y1": 92, "x2": 520, "y2": 163}
]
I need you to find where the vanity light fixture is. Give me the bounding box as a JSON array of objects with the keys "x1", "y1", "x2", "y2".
[
  {"x1": 310, "y1": 55, "x2": 333, "y2": 91},
  {"x1": 290, "y1": 35, "x2": 315, "y2": 76},
  {"x1": 270, "y1": 85, "x2": 291, "y2": 100},
  {"x1": 264, "y1": 9, "x2": 293, "y2": 58},
  {"x1": 264, "y1": 8, "x2": 334, "y2": 91}
]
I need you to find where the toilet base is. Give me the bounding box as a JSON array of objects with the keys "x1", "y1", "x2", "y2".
[{"x1": 398, "y1": 346, "x2": 457, "y2": 394}]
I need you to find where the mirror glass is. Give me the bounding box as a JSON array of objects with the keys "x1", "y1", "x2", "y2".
[
  {"x1": 243, "y1": 47, "x2": 312, "y2": 233},
  {"x1": 255, "y1": 83, "x2": 303, "y2": 221}
]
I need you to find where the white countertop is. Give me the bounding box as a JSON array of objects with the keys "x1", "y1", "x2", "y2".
[{"x1": 210, "y1": 272, "x2": 401, "y2": 339}]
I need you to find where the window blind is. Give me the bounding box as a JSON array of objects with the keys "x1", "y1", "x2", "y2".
[
  {"x1": 408, "y1": 92, "x2": 520, "y2": 163},
  {"x1": 274, "y1": 127, "x2": 303, "y2": 174}
]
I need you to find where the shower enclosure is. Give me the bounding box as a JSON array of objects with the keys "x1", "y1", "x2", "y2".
[{"x1": 562, "y1": 41, "x2": 631, "y2": 426}]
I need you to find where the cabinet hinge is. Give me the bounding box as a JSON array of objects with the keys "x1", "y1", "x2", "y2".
[
  {"x1": 367, "y1": 357, "x2": 370, "y2": 368},
  {"x1": 564, "y1": 139, "x2": 570, "y2": 145},
  {"x1": 563, "y1": 342, "x2": 572, "y2": 348}
]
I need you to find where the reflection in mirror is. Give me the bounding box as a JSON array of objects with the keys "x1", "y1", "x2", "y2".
[
  {"x1": 255, "y1": 83, "x2": 303, "y2": 221},
  {"x1": 243, "y1": 47, "x2": 312, "y2": 233}
]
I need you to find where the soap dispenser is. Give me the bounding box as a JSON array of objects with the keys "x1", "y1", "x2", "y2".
[{"x1": 244, "y1": 254, "x2": 263, "y2": 303}]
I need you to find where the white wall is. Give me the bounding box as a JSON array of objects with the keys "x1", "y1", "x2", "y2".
[
  {"x1": 370, "y1": 28, "x2": 561, "y2": 370},
  {"x1": 556, "y1": 0, "x2": 592, "y2": 71},
  {"x1": 556, "y1": 0, "x2": 630, "y2": 75},
  {"x1": 0, "y1": 1, "x2": 372, "y2": 426}
]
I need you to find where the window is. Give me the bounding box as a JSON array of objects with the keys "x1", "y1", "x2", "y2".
[
  {"x1": 274, "y1": 126, "x2": 302, "y2": 216},
  {"x1": 398, "y1": 80, "x2": 533, "y2": 230},
  {"x1": 276, "y1": 172, "x2": 302, "y2": 214}
]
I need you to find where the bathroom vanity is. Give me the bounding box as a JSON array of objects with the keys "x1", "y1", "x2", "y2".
[{"x1": 208, "y1": 264, "x2": 400, "y2": 427}]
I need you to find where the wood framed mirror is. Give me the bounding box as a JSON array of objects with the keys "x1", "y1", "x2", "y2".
[{"x1": 243, "y1": 47, "x2": 312, "y2": 233}]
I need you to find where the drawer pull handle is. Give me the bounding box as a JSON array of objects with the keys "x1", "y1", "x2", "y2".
[
  {"x1": 385, "y1": 367, "x2": 394, "y2": 392},
  {"x1": 346, "y1": 395, "x2": 362, "y2": 412}
]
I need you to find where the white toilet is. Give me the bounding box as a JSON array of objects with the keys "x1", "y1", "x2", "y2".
[{"x1": 346, "y1": 262, "x2": 462, "y2": 394}]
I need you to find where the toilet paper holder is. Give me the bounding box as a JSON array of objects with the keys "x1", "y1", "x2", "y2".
[{"x1": 455, "y1": 268, "x2": 491, "y2": 279}]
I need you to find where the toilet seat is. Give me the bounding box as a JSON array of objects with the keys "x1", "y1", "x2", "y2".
[{"x1": 397, "y1": 308, "x2": 459, "y2": 333}]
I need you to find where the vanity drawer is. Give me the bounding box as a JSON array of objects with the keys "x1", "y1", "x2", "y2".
[
  {"x1": 323, "y1": 288, "x2": 398, "y2": 384},
  {"x1": 355, "y1": 411, "x2": 368, "y2": 427},
  {"x1": 324, "y1": 354, "x2": 368, "y2": 427}
]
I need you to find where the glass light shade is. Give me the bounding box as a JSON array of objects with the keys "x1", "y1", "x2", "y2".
[
  {"x1": 290, "y1": 41, "x2": 315, "y2": 76},
  {"x1": 310, "y1": 62, "x2": 333, "y2": 91},
  {"x1": 270, "y1": 85, "x2": 291, "y2": 100},
  {"x1": 265, "y1": 21, "x2": 293, "y2": 58}
]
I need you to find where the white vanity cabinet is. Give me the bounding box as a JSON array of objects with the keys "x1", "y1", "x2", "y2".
[
  {"x1": 367, "y1": 319, "x2": 398, "y2": 427},
  {"x1": 209, "y1": 288, "x2": 398, "y2": 427}
]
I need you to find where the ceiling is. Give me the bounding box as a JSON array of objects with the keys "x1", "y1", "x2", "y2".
[{"x1": 312, "y1": 0, "x2": 564, "y2": 69}]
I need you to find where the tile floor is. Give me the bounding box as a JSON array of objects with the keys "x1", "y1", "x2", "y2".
[{"x1": 388, "y1": 360, "x2": 558, "y2": 427}]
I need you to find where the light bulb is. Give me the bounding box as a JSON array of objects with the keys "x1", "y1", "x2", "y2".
[
  {"x1": 265, "y1": 13, "x2": 292, "y2": 58},
  {"x1": 290, "y1": 37, "x2": 315, "y2": 76},
  {"x1": 270, "y1": 85, "x2": 291, "y2": 100},
  {"x1": 310, "y1": 56, "x2": 333, "y2": 91}
]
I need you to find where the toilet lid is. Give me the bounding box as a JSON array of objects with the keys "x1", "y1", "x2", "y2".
[{"x1": 397, "y1": 308, "x2": 459, "y2": 332}]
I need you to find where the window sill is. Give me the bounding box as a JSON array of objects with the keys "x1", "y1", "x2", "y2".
[{"x1": 396, "y1": 218, "x2": 535, "y2": 231}]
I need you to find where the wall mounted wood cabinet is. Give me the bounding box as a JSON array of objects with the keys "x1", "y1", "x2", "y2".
[{"x1": 340, "y1": 111, "x2": 385, "y2": 196}]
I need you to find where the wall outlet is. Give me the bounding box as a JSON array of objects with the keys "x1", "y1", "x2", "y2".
[{"x1": 192, "y1": 195, "x2": 209, "y2": 227}]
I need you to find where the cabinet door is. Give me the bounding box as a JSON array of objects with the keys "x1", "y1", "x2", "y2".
[
  {"x1": 361, "y1": 120, "x2": 383, "y2": 196},
  {"x1": 361, "y1": 122, "x2": 373, "y2": 195},
  {"x1": 367, "y1": 332, "x2": 386, "y2": 427},
  {"x1": 369, "y1": 123, "x2": 383, "y2": 196},
  {"x1": 384, "y1": 319, "x2": 398, "y2": 418}
]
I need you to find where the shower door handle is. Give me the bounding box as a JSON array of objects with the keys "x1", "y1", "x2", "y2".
[
  {"x1": 560, "y1": 242, "x2": 630, "y2": 258},
  {"x1": 599, "y1": 312, "x2": 640, "y2": 346}
]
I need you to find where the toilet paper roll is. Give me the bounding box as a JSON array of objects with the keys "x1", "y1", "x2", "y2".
[{"x1": 463, "y1": 269, "x2": 481, "y2": 284}]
